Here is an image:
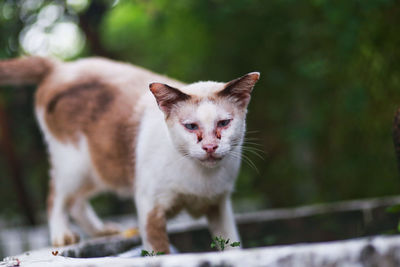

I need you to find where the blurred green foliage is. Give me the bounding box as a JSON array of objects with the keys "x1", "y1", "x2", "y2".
[{"x1": 0, "y1": 0, "x2": 400, "y2": 223}]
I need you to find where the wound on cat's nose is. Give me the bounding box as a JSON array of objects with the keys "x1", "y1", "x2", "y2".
[
  {"x1": 197, "y1": 132, "x2": 203, "y2": 143},
  {"x1": 216, "y1": 130, "x2": 222, "y2": 139}
]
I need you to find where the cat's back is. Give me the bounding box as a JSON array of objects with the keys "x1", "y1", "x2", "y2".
[
  {"x1": 37, "y1": 57, "x2": 182, "y2": 105},
  {"x1": 35, "y1": 57, "x2": 183, "y2": 193},
  {"x1": 35, "y1": 57, "x2": 157, "y2": 144}
]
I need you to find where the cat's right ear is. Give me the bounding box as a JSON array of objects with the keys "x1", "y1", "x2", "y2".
[
  {"x1": 218, "y1": 72, "x2": 260, "y2": 108},
  {"x1": 149, "y1": 83, "x2": 191, "y2": 115}
]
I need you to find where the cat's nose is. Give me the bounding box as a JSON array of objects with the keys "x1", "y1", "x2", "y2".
[{"x1": 202, "y1": 144, "x2": 218, "y2": 153}]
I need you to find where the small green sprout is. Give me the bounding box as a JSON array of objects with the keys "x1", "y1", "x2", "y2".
[
  {"x1": 210, "y1": 236, "x2": 241, "y2": 251},
  {"x1": 230, "y1": 241, "x2": 241, "y2": 247},
  {"x1": 140, "y1": 249, "x2": 165, "y2": 257}
]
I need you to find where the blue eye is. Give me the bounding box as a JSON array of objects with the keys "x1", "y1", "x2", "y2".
[
  {"x1": 217, "y1": 119, "x2": 231, "y2": 127},
  {"x1": 184, "y1": 123, "x2": 198, "y2": 130}
]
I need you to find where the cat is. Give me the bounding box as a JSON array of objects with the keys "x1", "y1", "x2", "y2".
[{"x1": 0, "y1": 56, "x2": 259, "y2": 253}]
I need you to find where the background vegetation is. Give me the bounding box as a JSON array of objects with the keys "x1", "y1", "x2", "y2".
[{"x1": 0, "y1": 0, "x2": 399, "y2": 225}]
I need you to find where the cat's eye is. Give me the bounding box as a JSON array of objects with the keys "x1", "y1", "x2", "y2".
[
  {"x1": 184, "y1": 123, "x2": 199, "y2": 131},
  {"x1": 217, "y1": 119, "x2": 231, "y2": 128}
]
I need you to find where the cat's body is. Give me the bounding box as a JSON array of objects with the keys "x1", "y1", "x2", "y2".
[{"x1": 0, "y1": 56, "x2": 259, "y2": 253}]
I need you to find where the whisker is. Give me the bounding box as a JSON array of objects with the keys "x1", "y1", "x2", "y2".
[
  {"x1": 232, "y1": 142, "x2": 266, "y2": 155},
  {"x1": 243, "y1": 136, "x2": 260, "y2": 141},
  {"x1": 228, "y1": 150, "x2": 259, "y2": 173},
  {"x1": 241, "y1": 149, "x2": 265, "y2": 160},
  {"x1": 245, "y1": 130, "x2": 260, "y2": 134},
  {"x1": 240, "y1": 153, "x2": 259, "y2": 173},
  {"x1": 241, "y1": 144, "x2": 265, "y2": 151},
  {"x1": 232, "y1": 142, "x2": 265, "y2": 164},
  {"x1": 242, "y1": 141, "x2": 264, "y2": 147}
]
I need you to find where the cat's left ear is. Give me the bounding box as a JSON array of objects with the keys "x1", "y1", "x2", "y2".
[
  {"x1": 149, "y1": 83, "x2": 191, "y2": 115},
  {"x1": 217, "y1": 72, "x2": 260, "y2": 108}
]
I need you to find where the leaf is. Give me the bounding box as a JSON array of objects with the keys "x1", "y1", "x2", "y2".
[
  {"x1": 156, "y1": 252, "x2": 166, "y2": 255},
  {"x1": 140, "y1": 250, "x2": 150, "y2": 257},
  {"x1": 230, "y1": 241, "x2": 241, "y2": 247},
  {"x1": 397, "y1": 220, "x2": 400, "y2": 233},
  {"x1": 210, "y1": 242, "x2": 216, "y2": 248}
]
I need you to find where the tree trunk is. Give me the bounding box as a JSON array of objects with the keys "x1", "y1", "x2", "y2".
[{"x1": 0, "y1": 101, "x2": 36, "y2": 225}]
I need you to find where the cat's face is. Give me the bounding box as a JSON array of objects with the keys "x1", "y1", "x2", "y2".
[{"x1": 150, "y1": 72, "x2": 259, "y2": 168}]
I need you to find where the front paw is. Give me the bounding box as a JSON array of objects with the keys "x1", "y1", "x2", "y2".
[
  {"x1": 93, "y1": 222, "x2": 121, "y2": 237},
  {"x1": 51, "y1": 230, "x2": 80, "y2": 246}
]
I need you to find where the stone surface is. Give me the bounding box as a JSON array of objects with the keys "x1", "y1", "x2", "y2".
[
  {"x1": 3, "y1": 195, "x2": 400, "y2": 264},
  {"x1": 60, "y1": 235, "x2": 140, "y2": 258},
  {"x1": 6, "y1": 235, "x2": 400, "y2": 266}
]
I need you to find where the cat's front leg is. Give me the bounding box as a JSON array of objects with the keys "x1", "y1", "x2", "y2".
[
  {"x1": 135, "y1": 195, "x2": 170, "y2": 254},
  {"x1": 206, "y1": 194, "x2": 241, "y2": 249}
]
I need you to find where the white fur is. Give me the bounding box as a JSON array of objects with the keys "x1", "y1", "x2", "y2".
[
  {"x1": 36, "y1": 109, "x2": 118, "y2": 245},
  {"x1": 180, "y1": 81, "x2": 225, "y2": 97},
  {"x1": 135, "y1": 100, "x2": 240, "y2": 201},
  {"x1": 167, "y1": 98, "x2": 245, "y2": 164},
  {"x1": 134, "y1": 91, "x2": 243, "y2": 250}
]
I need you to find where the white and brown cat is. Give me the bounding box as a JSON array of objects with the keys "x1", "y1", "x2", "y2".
[{"x1": 0, "y1": 56, "x2": 259, "y2": 253}]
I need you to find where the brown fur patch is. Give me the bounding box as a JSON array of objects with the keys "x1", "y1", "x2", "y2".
[
  {"x1": 205, "y1": 203, "x2": 220, "y2": 219},
  {"x1": 166, "y1": 193, "x2": 222, "y2": 219},
  {"x1": 37, "y1": 77, "x2": 136, "y2": 191},
  {"x1": 46, "y1": 80, "x2": 114, "y2": 118},
  {"x1": 146, "y1": 206, "x2": 170, "y2": 253},
  {"x1": 43, "y1": 79, "x2": 116, "y2": 141}
]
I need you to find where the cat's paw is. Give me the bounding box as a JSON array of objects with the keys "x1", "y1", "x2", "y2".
[
  {"x1": 93, "y1": 222, "x2": 121, "y2": 237},
  {"x1": 51, "y1": 230, "x2": 80, "y2": 246}
]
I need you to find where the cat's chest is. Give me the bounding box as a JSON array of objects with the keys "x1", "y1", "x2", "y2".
[
  {"x1": 166, "y1": 193, "x2": 221, "y2": 218},
  {"x1": 158, "y1": 155, "x2": 237, "y2": 199}
]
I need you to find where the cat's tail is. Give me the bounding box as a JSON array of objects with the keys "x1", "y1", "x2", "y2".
[
  {"x1": 393, "y1": 107, "x2": 400, "y2": 173},
  {"x1": 0, "y1": 56, "x2": 54, "y2": 86}
]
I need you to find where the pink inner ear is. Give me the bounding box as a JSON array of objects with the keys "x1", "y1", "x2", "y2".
[
  {"x1": 218, "y1": 72, "x2": 260, "y2": 108},
  {"x1": 149, "y1": 82, "x2": 166, "y2": 93},
  {"x1": 149, "y1": 83, "x2": 190, "y2": 115}
]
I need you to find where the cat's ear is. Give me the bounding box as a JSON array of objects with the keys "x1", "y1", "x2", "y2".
[
  {"x1": 217, "y1": 72, "x2": 260, "y2": 108},
  {"x1": 149, "y1": 83, "x2": 191, "y2": 115}
]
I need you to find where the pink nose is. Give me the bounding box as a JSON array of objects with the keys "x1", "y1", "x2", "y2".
[{"x1": 202, "y1": 144, "x2": 218, "y2": 153}]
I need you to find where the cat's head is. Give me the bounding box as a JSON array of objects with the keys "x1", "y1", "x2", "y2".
[{"x1": 150, "y1": 72, "x2": 259, "y2": 168}]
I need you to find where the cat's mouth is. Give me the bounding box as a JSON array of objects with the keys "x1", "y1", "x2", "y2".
[
  {"x1": 205, "y1": 155, "x2": 222, "y2": 161},
  {"x1": 198, "y1": 154, "x2": 223, "y2": 166}
]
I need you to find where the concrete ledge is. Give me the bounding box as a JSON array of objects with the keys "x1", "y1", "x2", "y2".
[
  {"x1": 2, "y1": 195, "x2": 400, "y2": 257},
  {"x1": 5, "y1": 235, "x2": 400, "y2": 266},
  {"x1": 60, "y1": 235, "x2": 141, "y2": 258}
]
